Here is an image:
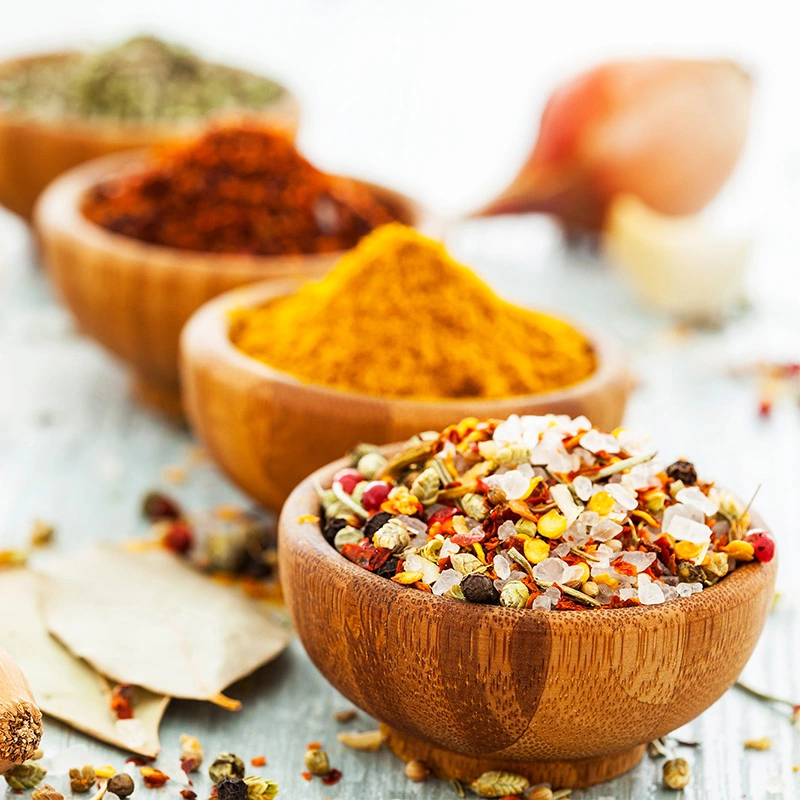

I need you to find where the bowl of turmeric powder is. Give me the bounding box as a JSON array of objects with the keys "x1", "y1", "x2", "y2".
[
  {"x1": 180, "y1": 224, "x2": 631, "y2": 510},
  {"x1": 34, "y1": 125, "x2": 424, "y2": 416},
  {"x1": 0, "y1": 36, "x2": 301, "y2": 220}
]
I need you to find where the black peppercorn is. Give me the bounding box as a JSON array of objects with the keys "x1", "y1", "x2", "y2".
[
  {"x1": 363, "y1": 511, "x2": 392, "y2": 540},
  {"x1": 216, "y1": 779, "x2": 246, "y2": 800},
  {"x1": 461, "y1": 572, "x2": 500, "y2": 604},
  {"x1": 376, "y1": 556, "x2": 399, "y2": 579},
  {"x1": 323, "y1": 517, "x2": 350, "y2": 545},
  {"x1": 666, "y1": 460, "x2": 697, "y2": 485},
  {"x1": 107, "y1": 774, "x2": 135, "y2": 798}
]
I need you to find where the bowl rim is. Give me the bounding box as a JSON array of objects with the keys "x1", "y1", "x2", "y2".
[
  {"x1": 0, "y1": 50, "x2": 299, "y2": 135},
  {"x1": 33, "y1": 148, "x2": 428, "y2": 274},
  {"x1": 280, "y1": 450, "x2": 775, "y2": 620},
  {"x1": 181, "y1": 275, "x2": 628, "y2": 410}
]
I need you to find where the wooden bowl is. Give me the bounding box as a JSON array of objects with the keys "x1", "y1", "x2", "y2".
[
  {"x1": 180, "y1": 280, "x2": 630, "y2": 511},
  {"x1": 0, "y1": 51, "x2": 300, "y2": 220},
  {"x1": 278, "y1": 456, "x2": 777, "y2": 788},
  {"x1": 34, "y1": 150, "x2": 424, "y2": 417}
]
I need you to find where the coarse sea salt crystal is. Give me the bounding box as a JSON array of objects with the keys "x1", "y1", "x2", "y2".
[
  {"x1": 615, "y1": 428, "x2": 649, "y2": 455},
  {"x1": 544, "y1": 586, "x2": 561, "y2": 601},
  {"x1": 498, "y1": 520, "x2": 517, "y2": 541},
  {"x1": 676, "y1": 583, "x2": 695, "y2": 597},
  {"x1": 551, "y1": 483, "x2": 583, "y2": 526},
  {"x1": 589, "y1": 517, "x2": 623, "y2": 543},
  {"x1": 676, "y1": 486, "x2": 719, "y2": 517},
  {"x1": 533, "y1": 558, "x2": 567, "y2": 584},
  {"x1": 661, "y1": 584, "x2": 679, "y2": 601},
  {"x1": 396, "y1": 514, "x2": 427, "y2": 535},
  {"x1": 115, "y1": 718, "x2": 146, "y2": 749},
  {"x1": 432, "y1": 568, "x2": 461, "y2": 596},
  {"x1": 494, "y1": 553, "x2": 511, "y2": 580},
  {"x1": 621, "y1": 551, "x2": 657, "y2": 573},
  {"x1": 573, "y1": 475, "x2": 593, "y2": 501},
  {"x1": 493, "y1": 414, "x2": 524, "y2": 445},
  {"x1": 637, "y1": 574, "x2": 665, "y2": 605},
  {"x1": 532, "y1": 595, "x2": 553, "y2": 610},
  {"x1": 667, "y1": 515, "x2": 712, "y2": 544},
  {"x1": 619, "y1": 587, "x2": 638, "y2": 601},
  {"x1": 579, "y1": 429, "x2": 621, "y2": 454},
  {"x1": 440, "y1": 538, "x2": 460, "y2": 559},
  {"x1": 553, "y1": 542, "x2": 571, "y2": 558},
  {"x1": 606, "y1": 483, "x2": 638, "y2": 510},
  {"x1": 484, "y1": 469, "x2": 531, "y2": 501},
  {"x1": 662, "y1": 502, "x2": 704, "y2": 530},
  {"x1": 404, "y1": 553, "x2": 440, "y2": 584}
]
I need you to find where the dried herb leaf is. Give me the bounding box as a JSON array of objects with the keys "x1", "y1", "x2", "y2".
[
  {"x1": 41, "y1": 546, "x2": 291, "y2": 702},
  {"x1": 0, "y1": 569, "x2": 166, "y2": 757}
]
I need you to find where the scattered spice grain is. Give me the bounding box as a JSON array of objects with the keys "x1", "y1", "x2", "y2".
[
  {"x1": 744, "y1": 737, "x2": 772, "y2": 750},
  {"x1": 404, "y1": 760, "x2": 430, "y2": 782},
  {"x1": 250, "y1": 756, "x2": 266, "y2": 768},
  {"x1": 336, "y1": 730, "x2": 384, "y2": 751},
  {"x1": 230, "y1": 225, "x2": 596, "y2": 400},
  {"x1": 209, "y1": 753, "x2": 245, "y2": 784},
  {"x1": 31, "y1": 784, "x2": 63, "y2": 800},
  {"x1": 139, "y1": 767, "x2": 169, "y2": 788},
  {"x1": 69, "y1": 765, "x2": 96, "y2": 793},
  {"x1": 332, "y1": 710, "x2": 357, "y2": 723},
  {"x1": 216, "y1": 778, "x2": 246, "y2": 800},
  {"x1": 106, "y1": 774, "x2": 134, "y2": 798},
  {"x1": 662, "y1": 758, "x2": 691, "y2": 789},
  {"x1": 179, "y1": 734, "x2": 203, "y2": 773},
  {"x1": 242, "y1": 776, "x2": 278, "y2": 800}
]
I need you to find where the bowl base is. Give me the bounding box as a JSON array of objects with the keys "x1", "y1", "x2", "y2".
[
  {"x1": 131, "y1": 376, "x2": 184, "y2": 420},
  {"x1": 381, "y1": 724, "x2": 646, "y2": 790}
]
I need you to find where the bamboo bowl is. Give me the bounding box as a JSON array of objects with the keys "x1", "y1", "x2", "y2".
[
  {"x1": 279, "y1": 456, "x2": 777, "y2": 789},
  {"x1": 180, "y1": 279, "x2": 631, "y2": 511},
  {"x1": 0, "y1": 51, "x2": 301, "y2": 220},
  {"x1": 34, "y1": 150, "x2": 423, "y2": 416}
]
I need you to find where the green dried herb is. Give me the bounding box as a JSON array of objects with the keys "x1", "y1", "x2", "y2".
[
  {"x1": 471, "y1": 770, "x2": 530, "y2": 798},
  {"x1": 243, "y1": 776, "x2": 279, "y2": 800}
]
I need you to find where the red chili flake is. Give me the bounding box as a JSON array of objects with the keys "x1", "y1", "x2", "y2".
[
  {"x1": 161, "y1": 519, "x2": 194, "y2": 554},
  {"x1": 180, "y1": 792, "x2": 197, "y2": 800},
  {"x1": 142, "y1": 490, "x2": 182, "y2": 522},
  {"x1": 451, "y1": 529, "x2": 485, "y2": 546},
  {"x1": 321, "y1": 769, "x2": 342, "y2": 786},
  {"x1": 340, "y1": 543, "x2": 381, "y2": 569},
  {"x1": 126, "y1": 756, "x2": 155, "y2": 766},
  {"x1": 110, "y1": 683, "x2": 134, "y2": 719},
  {"x1": 140, "y1": 767, "x2": 170, "y2": 788},
  {"x1": 301, "y1": 772, "x2": 312, "y2": 782},
  {"x1": 759, "y1": 400, "x2": 772, "y2": 418},
  {"x1": 250, "y1": 756, "x2": 266, "y2": 768},
  {"x1": 366, "y1": 546, "x2": 392, "y2": 572},
  {"x1": 427, "y1": 507, "x2": 458, "y2": 527}
]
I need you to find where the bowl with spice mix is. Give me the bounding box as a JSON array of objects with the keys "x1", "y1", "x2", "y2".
[
  {"x1": 278, "y1": 414, "x2": 777, "y2": 791},
  {"x1": 180, "y1": 223, "x2": 630, "y2": 510},
  {"x1": 35, "y1": 124, "x2": 422, "y2": 415},
  {"x1": 0, "y1": 35, "x2": 301, "y2": 219}
]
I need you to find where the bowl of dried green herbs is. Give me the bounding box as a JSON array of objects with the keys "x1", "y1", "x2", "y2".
[
  {"x1": 0, "y1": 36, "x2": 299, "y2": 219},
  {"x1": 278, "y1": 414, "x2": 777, "y2": 791}
]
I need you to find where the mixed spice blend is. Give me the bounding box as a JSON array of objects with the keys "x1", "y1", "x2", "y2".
[
  {"x1": 318, "y1": 415, "x2": 774, "y2": 610},
  {"x1": 82, "y1": 125, "x2": 399, "y2": 255},
  {"x1": 0, "y1": 36, "x2": 284, "y2": 121},
  {"x1": 231, "y1": 224, "x2": 596, "y2": 399}
]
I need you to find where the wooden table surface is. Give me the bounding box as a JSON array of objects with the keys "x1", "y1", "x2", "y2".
[{"x1": 1, "y1": 211, "x2": 798, "y2": 800}]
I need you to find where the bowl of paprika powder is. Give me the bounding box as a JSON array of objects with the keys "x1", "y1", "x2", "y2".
[{"x1": 34, "y1": 126, "x2": 425, "y2": 416}]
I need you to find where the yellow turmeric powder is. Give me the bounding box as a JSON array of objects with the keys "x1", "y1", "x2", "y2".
[{"x1": 229, "y1": 224, "x2": 596, "y2": 400}]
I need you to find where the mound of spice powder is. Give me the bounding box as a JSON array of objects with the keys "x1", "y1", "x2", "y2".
[
  {"x1": 0, "y1": 36, "x2": 284, "y2": 121},
  {"x1": 318, "y1": 414, "x2": 774, "y2": 609},
  {"x1": 230, "y1": 224, "x2": 596, "y2": 399},
  {"x1": 82, "y1": 125, "x2": 399, "y2": 255}
]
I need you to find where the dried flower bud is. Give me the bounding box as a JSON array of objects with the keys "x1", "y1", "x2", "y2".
[
  {"x1": 461, "y1": 572, "x2": 499, "y2": 604},
  {"x1": 336, "y1": 729, "x2": 384, "y2": 751},
  {"x1": 31, "y1": 784, "x2": 62, "y2": 800},
  {"x1": 662, "y1": 758, "x2": 691, "y2": 790},
  {"x1": 410, "y1": 468, "x2": 440, "y2": 505},
  {"x1": 69, "y1": 765, "x2": 95, "y2": 793},
  {"x1": 487, "y1": 487, "x2": 507, "y2": 506},
  {"x1": 333, "y1": 525, "x2": 362, "y2": 552},
  {"x1": 373, "y1": 519, "x2": 411, "y2": 552},
  {"x1": 357, "y1": 452, "x2": 387, "y2": 480},
  {"x1": 243, "y1": 776, "x2": 279, "y2": 800},
  {"x1": 666, "y1": 461, "x2": 697, "y2": 485},
  {"x1": 404, "y1": 760, "x2": 430, "y2": 782},
  {"x1": 179, "y1": 734, "x2": 204, "y2": 772},
  {"x1": 303, "y1": 746, "x2": 330, "y2": 777},
  {"x1": 461, "y1": 493, "x2": 488, "y2": 521},
  {"x1": 107, "y1": 774, "x2": 134, "y2": 798},
  {"x1": 348, "y1": 442, "x2": 382, "y2": 466},
  {"x1": 5, "y1": 764, "x2": 48, "y2": 792},
  {"x1": 217, "y1": 778, "x2": 247, "y2": 800},
  {"x1": 209, "y1": 753, "x2": 245, "y2": 784},
  {"x1": 471, "y1": 770, "x2": 530, "y2": 798},
  {"x1": 500, "y1": 580, "x2": 530, "y2": 608},
  {"x1": 514, "y1": 518, "x2": 537, "y2": 537}
]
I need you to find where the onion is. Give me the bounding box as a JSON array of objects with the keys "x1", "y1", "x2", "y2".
[{"x1": 477, "y1": 59, "x2": 753, "y2": 230}]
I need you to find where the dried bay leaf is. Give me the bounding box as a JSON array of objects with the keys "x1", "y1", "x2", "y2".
[
  {"x1": 0, "y1": 569, "x2": 167, "y2": 756},
  {"x1": 41, "y1": 545, "x2": 291, "y2": 704}
]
